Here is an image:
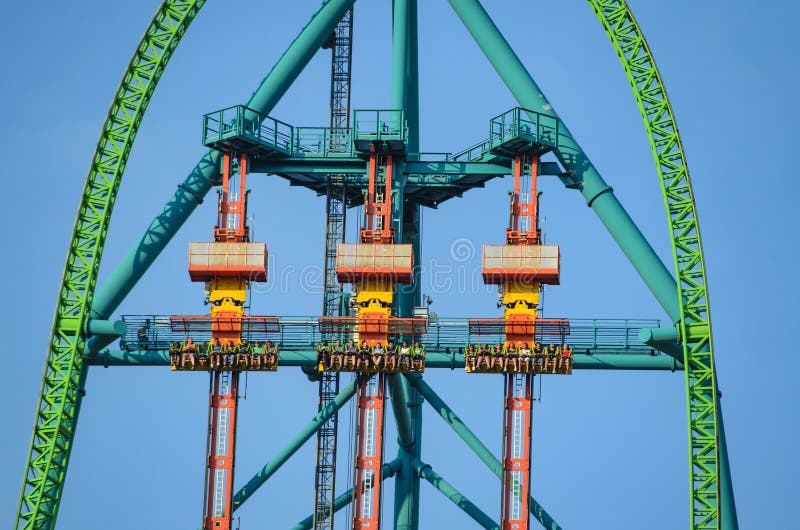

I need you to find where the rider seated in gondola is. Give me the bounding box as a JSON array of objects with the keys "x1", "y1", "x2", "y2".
[
  {"x1": 546, "y1": 343, "x2": 558, "y2": 373},
  {"x1": 237, "y1": 339, "x2": 251, "y2": 368},
  {"x1": 371, "y1": 342, "x2": 386, "y2": 372},
  {"x1": 317, "y1": 340, "x2": 330, "y2": 371},
  {"x1": 222, "y1": 340, "x2": 236, "y2": 369},
  {"x1": 465, "y1": 344, "x2": 477, "y2": 372},
  {"x1": 491, "y1": 342, "x2": 504, "y2": 371},
  {"x1": 533, "y1": 342, "x2": 544, "y2": 372},
  {"x1": 412, "y1": 342, "x2": 425, "y2": 372},
  {"x1": 504, "y1": 342, "x2": 519, "y2": 373},
  {"x1": 168, "y1": 342, "x2": 181, "y2": 369},
  {"x1": 351, "y1": 340, "x2": 366, "y2": 371},
  {"x1": 559, "y1": 343, "x2": 572, "y2": 372},
  {"x1": 477, "y1": 343, "x2": 490, "y2": 371},
  {"x1": 265, "y1": 340, "x2": 278, "y2": 368},
  {"x1": 518, "y1": 342, "x2": 532, "y2": 373},
  {"x1": 208, "y1": 337, "x2": 223, "y2": 370},
  {"x1": 196, "y1": 341, "x2": 209, "y2": 367},
  {"x1": 181, "y1": 337, "x2": 197, "y2": 369},
  {"x1": 383, "y1": 341, "x2": 398, "y2": 372},
  {"x1": 333, "y1": 339, "x2": 344, "y2": 358},
  {"x1": 393, "y1": 340, "x2": 409, "y2": 372}
]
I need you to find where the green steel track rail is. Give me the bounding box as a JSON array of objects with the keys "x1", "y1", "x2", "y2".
[
  {"x1": 14, "y1": 2, "x2": 206, "y2": 528},
  {"x1": 588, "y1": 2, "x2": 721, "y2": 528}
]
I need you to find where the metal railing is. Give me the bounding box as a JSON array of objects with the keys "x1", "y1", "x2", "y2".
[
  {"x1": 120, "y1": 315, "x2": 660, "y2": 353},
  {"x1": 353, "y1": 109, "x2": 407, "y2": 143},
  {"x1": 489, "y1": 107, "x2": 559, "y2": 151}
]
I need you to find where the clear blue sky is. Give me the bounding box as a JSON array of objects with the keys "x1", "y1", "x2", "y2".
[{"x1": 1, "y1": 1, "x2": 797, "y2": 528}]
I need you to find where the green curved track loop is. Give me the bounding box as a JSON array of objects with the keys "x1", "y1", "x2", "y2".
[
  {"x1": 587, "y1": 1, "x2": 721, "y2": 529},
  {"x1": 15, "y1": 2, "x2": 206, "y2": 528}
]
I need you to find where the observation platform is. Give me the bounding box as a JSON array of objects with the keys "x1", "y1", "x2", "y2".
[
  {"x1": 486, "y1": 107, "x2": 558, "y2": 158},
  {"x1": 352, "y1": 110, "x2": 407, "y2": 153},
  {"x1": 200, "y1": 106, "x2": 565, "y2": 209}
]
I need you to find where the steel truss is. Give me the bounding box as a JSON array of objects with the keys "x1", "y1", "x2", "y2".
[
  {"x1": 314, "y1": 8, "x2": 353, "y2": 530},
  {"x1": 587, "y1": 2, "x2": 722, "y2": 527}
]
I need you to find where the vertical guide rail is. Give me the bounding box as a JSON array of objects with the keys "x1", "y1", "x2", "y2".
[
  {"x1": 353, "y1": 374, "x2": 386, "y2": 530},
  {"x1": 204, "y1": 371, "x2": 240, "y2": 530},
  {"x1": 501, "y1": 374, "x2": 533, "y2": 530},
  {"x1": 314, "y1": 8, "x2": 354, "y2": 530}
]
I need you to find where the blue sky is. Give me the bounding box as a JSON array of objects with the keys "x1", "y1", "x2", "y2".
[{"x1": 1, "y1": 1, "x2": 798, "y2": 528}]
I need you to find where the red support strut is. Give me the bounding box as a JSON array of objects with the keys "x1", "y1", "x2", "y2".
[
  {"x1": 501, "y1": 374, "x2": 533, "y2": 530},
  {"x1": 204, "y1": 371, "x2": 240, "y2": 530},
  {"x1": 352, "y1": 373, "x2": 386, "y2": 529}
]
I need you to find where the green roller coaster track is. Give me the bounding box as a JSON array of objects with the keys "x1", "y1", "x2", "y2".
[
  {"x1": 14, "y1": 2, "x2": 206, "y2": 528},
  {"x1": 16, "y1": 1, "x2": 723, "y2": 529},
  {"x1": 587, "y1": 2, "x2": 721, "y2": 527}
]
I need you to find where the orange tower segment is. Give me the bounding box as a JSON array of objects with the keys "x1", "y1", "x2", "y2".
[
  {"x1": 330, "y1": 152, "x2": 417, "y2": 529},
  {"x1": 184, "y1": 151, "x2": 270, "y2": 530}
]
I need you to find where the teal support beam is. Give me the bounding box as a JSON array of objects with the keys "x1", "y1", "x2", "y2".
[
  {"x1": 639, "y1": 326, "x2": 683, "y2": 360},
  {"x1": 90, "y1": 0, "x2": 357, "y2": 321},
  {"x1": 289, "y1": 459, "x2": 402, "y2": 530},
  {"x1": 405, "y1": 374, "x2": 563, "y2": 530},
  {"x1": 232, "y1": 374, "x2": 360, "y2": 510},
  {"x1": 88, "y1": 349, "x2": 681, "y2": 370},
  {"x1": 84, "y1": 319, "x2": 127, "y2": 354},
  {"x1": 446, "y1": 0, "x2": 681, "y2": 323},
  {"x1": 86, "y1": 319, "x2": 126, "y2": 337},
  {"x1": 391, "y1": 1, "x2": 423, "y2": 529},
  {"x1": 391, "y1": 0, "x2": 410, "y2": 112},
  {"x1": 416, "y1": 461, "x2": 499, "y2": 530},
  {"x1": 639, "y1": 326, "x2": 678, "y2": 343},
  {"x1": 717, "y1": 392, "x2": 740, "y2": 530},
  {"x1": 387, "y1": 375, "x2": 416, "y2": 448}
]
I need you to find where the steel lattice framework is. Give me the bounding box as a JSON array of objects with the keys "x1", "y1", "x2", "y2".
[
  {"x1": 314, "y1": 9, "x2": 354, "y2": 529},
  {"x1": 587, "y1": 2, "x2": 721, "y2": 526},
  {"x1": 15, "y1": 1, "x2": 734, "y2": 529}
]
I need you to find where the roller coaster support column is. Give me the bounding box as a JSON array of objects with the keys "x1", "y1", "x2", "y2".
[
  {"x1": 447, "y1": 0, "x2": 680, "y2": 324},
  {"x1": 391, "y1": 1, "x2": 424, "y2": 529},
  {"x1": 90, "y1": 0, "x2": 358, "y2": 325}
]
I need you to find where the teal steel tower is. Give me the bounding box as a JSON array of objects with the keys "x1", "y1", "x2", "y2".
[{"x1": 15, "y1": 1, "x2": 737, "y2": 530}]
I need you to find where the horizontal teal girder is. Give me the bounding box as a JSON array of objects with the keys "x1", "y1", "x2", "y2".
[
  {"x1": 249, "y1": 158, "x2": 512, "y2": 177},
  {"x1": 86, "y1": 319, "x2": 126, "y2": 337},
  {"x1": 87, "y1": 349, "x2": 681, "y2": 371},
  {"x1": 639, "y1": 326, "x2": 682, "y2": 359}
]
